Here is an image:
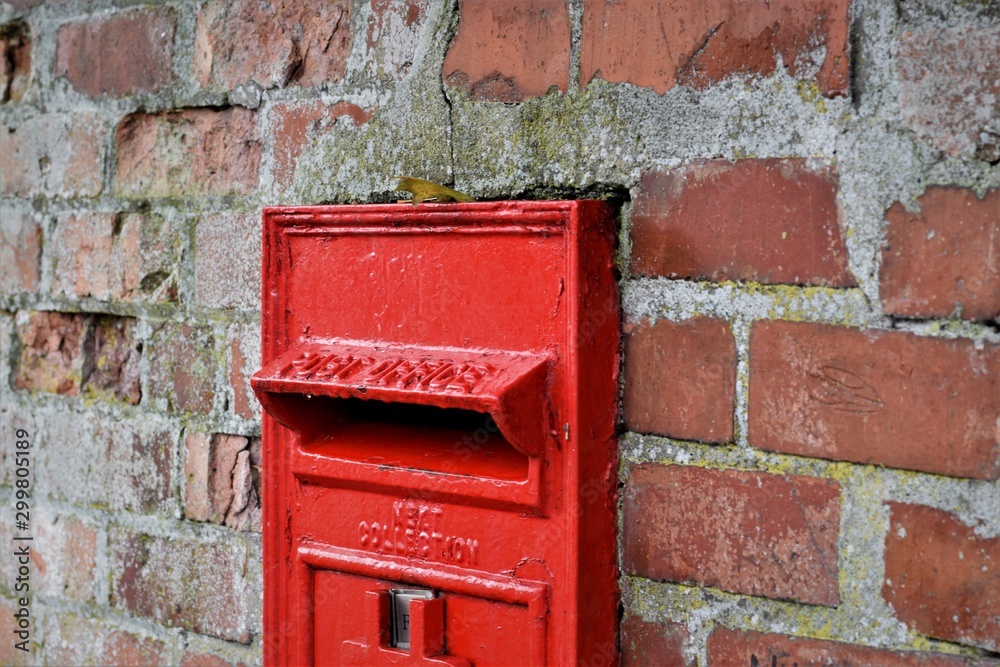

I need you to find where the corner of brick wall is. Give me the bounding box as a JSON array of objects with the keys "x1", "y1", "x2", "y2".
[{"x1": 1, "y1": 0, "x2": 998, "y2": 665}]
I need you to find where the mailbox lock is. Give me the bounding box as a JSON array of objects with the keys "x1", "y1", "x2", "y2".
[{"x1": 390, "y1": 588, "x2": 436, "y2": 650}]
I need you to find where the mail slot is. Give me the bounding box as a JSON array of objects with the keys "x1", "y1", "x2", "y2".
[{"x1": 251, "y1": 201, "x2": 620, "y2": 666}]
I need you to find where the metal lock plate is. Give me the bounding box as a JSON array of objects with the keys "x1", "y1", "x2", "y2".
[{"x1": 390, "y1": 588, "x2": 435, "y2": 650}]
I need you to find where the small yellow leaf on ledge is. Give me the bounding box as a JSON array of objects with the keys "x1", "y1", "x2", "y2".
[{"x1": 393, "y1": 176, "x2": 475, "y2": 204}]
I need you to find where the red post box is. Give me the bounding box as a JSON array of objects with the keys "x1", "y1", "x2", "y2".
[{"x1": 251, "y1": 201, "x2": 620, "y2": 666}]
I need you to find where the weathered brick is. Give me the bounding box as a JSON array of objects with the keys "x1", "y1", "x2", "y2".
[
  {"x1": 38, "y1": 414, "x2": 175, "y2": 515},
  {"x1": 0, "y1": 598, "x2": 31, "y2": 665},
  {"x1": 581, "y1": 0, "x2": 850, "y2": 96},
  {"x1": 185, "y1": 432, "x2": 261, "y2": 531},
  {"x1": 0, "y1": 502, "x2": 97, "y2": 608},
  {"x1": 0, "y1": 113, "x2": 103, "y2": 197},
  {"x1": 623, "y1": 463, "x2": 840, "y2": 606},
  {"x1": 880, "y1": 186, "x2": 1000, "y2": 321},
  {"x1": 0, "y1": 405, "x2": 38, "y2": 487},
  {"x1": 81, "y1": 316, "x2": 142, "y2": 404},
  {"x1": 0, "y1": 515, "x2": 27, "y2": 597},
  {"x1": 623, "y1": 317, "x2": 735, "y2": 443},
  {"x1": 115, "y1": 108, "x2": 261, "y2": 197},
  {"x1": 194, "y1": 212, "x2": 261, "y2": 310},
  {"x1": 14, "y1": 311, "x2": 88, "y2": 396},
  {"x1": 0, "y1": 207, "x2": 40, "y2": 295},
  {"x1": 0, "y1": 21, "x2": 31, "y2": 103},
  {"x1": 182, "y1": 652, "x2": 247, "y2": 667},
  {"x1": 621, "y1": 615, "x2": 692, "y2": 667},
  {"x1": 41, "y1": 613, "x2": 171, "y2": 667},
  {"x1": 748, "y1": 321, "x2": 1000, "y2": 480},
  {"x1": 148, "y1": 323, "x2": 217, "y2": 413},
  {"x1": 228, "y1": 322, "x2": 261, "y2": 421},
  {"x1": 208, "y1": 433, "x2": 250, "y2": 523},
  {"x1": 897, "y1": 25, "x2": 1000, "y2": 160},
  {"x1": 110, "y1": 530, "x2": 256, "y2": 642},
  {"x1": 884, "y1": 503, "x2": 1000, "y2": 652},
  {"x1": 49, "y1": 211, "x2": 178, "y2": 303},
  {"x1": 0, "y1": 313, "x2": 12, "y2": 397},
  {"x1": 227, "y1": 438, "x2": 262, "y2": 532},
  {"x1": 271, "y1": 101, "x2": 373, "y2": 188},
  {"x1": 183, "y1": 432, "x2": 212, "y2": 521},
  {"x1": 367, "y1": 0, "x2": 430, "y2": 81},
  {"x1": 194, "y1": 0, "x2": 351, "y2": 90},
  {"x1": 707, "y1": 626, "x2": 991, "y2": 666},
  {"x1": 55, "y1": 8, "x2": 175, "y2": 97},
  {"x1": 631, "y1": 161, "x2": 855, "y2": 286},
  {"x1": 14, "y1": 312, "x2": 142, "y2": 403},
  {"x1": 5, "y1": 0, "x2": 67, "y2": 8},
  {"x1": 444, "y1": 0, "x2": 570, "y2": 102},
  {"x1": 32, "y1": 509, "x2": 98, "y2": 603}
]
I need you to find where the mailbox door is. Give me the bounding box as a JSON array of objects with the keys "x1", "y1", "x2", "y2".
[{"x1": 253, "y1": 201, "x2": 619, "y2": 666}]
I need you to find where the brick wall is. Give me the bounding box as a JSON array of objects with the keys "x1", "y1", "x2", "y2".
[{"x1": 0, "y1": 1, "x2": 997, "y2": 666}]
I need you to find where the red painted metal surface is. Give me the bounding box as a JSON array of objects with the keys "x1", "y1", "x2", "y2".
[{"x1": 251, "y1": 201, "x2": 620, "y2": 666}]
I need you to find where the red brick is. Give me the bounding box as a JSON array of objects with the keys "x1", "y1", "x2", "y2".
[
  {"x1": 0, "y1": 598, "x2": 31, "y2": 665},
  {"x1": 185, "y1": 432, "x2": 261, "y2": 531},
  {"x1": 194, "y1": 212, "x2": 261, "y2": 310},
  {"x1": 271, "y1": 100, "x2": 373, "y2": 188},
  {"x1": 42, "y1": 613, "x2": 170, "y2": 667},
  {"x1": 49, "y1": 211, "x2": 178, "y2": 302},
  {"x1": 884, "y1": 503, "x2": 1000, "y2": 651},
  {"x1": 115, "y1": 108, "x2": 261, "y2": 197},
  {"x1": 228, "y1": 322, "x2": 261, "y2": 421},
  {"x1": 0, "y1": 113, "x2": 103, "y2": 197},
  {"x1": 226, "y1": 440, "x2": 262, "y2": 532},
  {"x1": 706, "y1": 626, "x2": 990, "y2": 666},
  {"x1": 148, "y1": 322, "x2": 217, "y2": 413},
  {"x1": 194, "y1": 0, "x2": 351, "y2": 90},
  {"x1": 748, "y1": 321, "x2": 1000, "y2": 480},
  {"x1": 81, "y1": 316, "x2": 142, "y2": 404},
  {"x1": 623, "y1": 317, "x2": 735, "y2": 443},
  {"x1": 631, "y1": 161, "x2": 855, "y2": 286},
  {"x1": 14, "y1": 312, "x2": 142, "y2": 403},
  {"x1": 110, "y1": 530, "x2": 255, "y2": 642},
  {"x1": 623, "y1": 464, "x2": 840, "y2": 606},
  {"x1": 14, "y1": 311, "x2": 87, "y2": 396},
  {"x1": 32, "y1": 510, "x2": 97, "y2": 603},
  {"x1": 897, "y1": 25, "x2": 1000, "y2": 160},
  {"x1": 581, "y1": 0, "x2": 850, "y2": 96},
  {"x1": 444, "y1": 0, "x2": 570, "y2": 102},
  {"x1": 367, "y1": 0, "x2": 430, "y2": 80},
  {"x1": 880, "y1": 186, "x2": 1000, "y2": 321},
  {"x1": 182, "y1": 652, "x2": 247, "y2": 667},
  {"x1": 0, "y1": 21, "x2": 31, "y2": 103},
  {"x1": 39, "y1": 415, "x2": 175, "y2": 515},
  {"x1": 55, "y1": 8, "x2": 175, "y2": 97},
  {"x1": 621, "y1": 615, "x2": 692, "y2": 667},
  {"x1": 0, "y1": 207, "x2": 40, "y2": 295}
]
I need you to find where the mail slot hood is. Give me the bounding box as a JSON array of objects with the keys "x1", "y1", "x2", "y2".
[{"x1": 252, "y1": 340, "x2": 551, "y2": 457}]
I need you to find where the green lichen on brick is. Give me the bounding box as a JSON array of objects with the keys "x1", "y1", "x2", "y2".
[
  {"x1": 795, "y1": 80, "x2": 829, "y2": 114},
  {"x1": 450, "y1": 81, "x2": 643, "y2": 195},
  {"x1": 291, "y1": 84, "x2": 453, "y2": 204}
]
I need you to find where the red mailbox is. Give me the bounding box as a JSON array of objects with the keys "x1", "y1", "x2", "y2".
[{"x1": 251, "y1": 201, "x2": 620, "y2": 666}]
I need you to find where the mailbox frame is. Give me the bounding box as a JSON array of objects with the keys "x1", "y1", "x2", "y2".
[{"x1": 253, "y1": 201, "x2": 620, "y2": 666}]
